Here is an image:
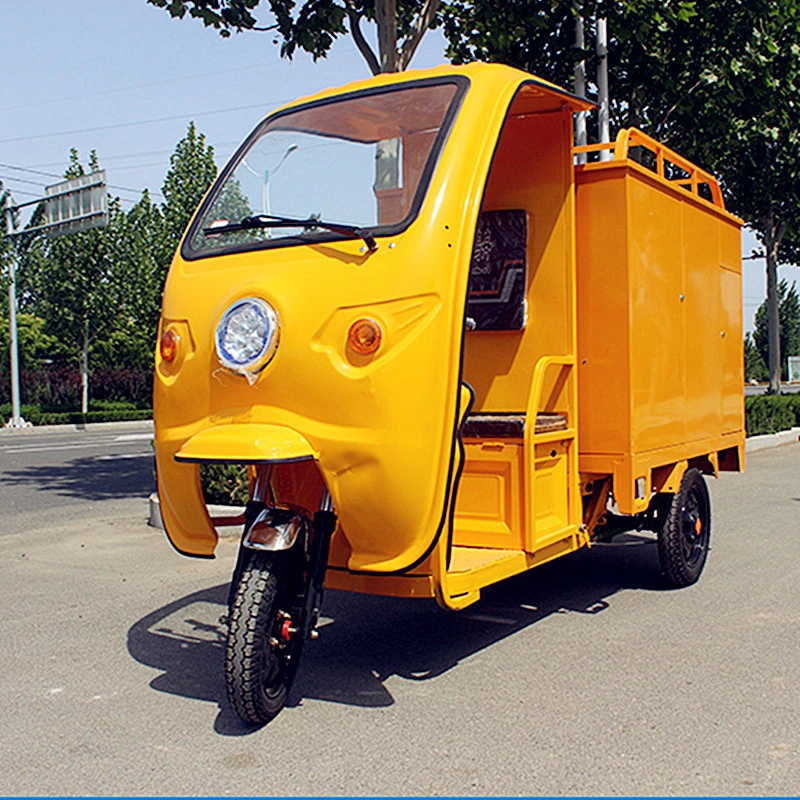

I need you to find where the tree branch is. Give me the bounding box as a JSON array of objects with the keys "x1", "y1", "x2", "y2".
[
  {"x1": 654, "y1": 78, "x2": 703, "y2": 138},
  {"x1": 344, "y1": 1, "x2": 381, "y2": 75},
  {"x1": 399, "y1": 0, "x2": 441, "y2": 70}
]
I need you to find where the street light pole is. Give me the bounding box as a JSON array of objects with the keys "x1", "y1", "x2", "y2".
[
  {"x1": 4, "y1": 194, "x2": 26, "y2": 428},
  {"x1": 263, "y1": 144, "x2": 298, "y2": 235}
]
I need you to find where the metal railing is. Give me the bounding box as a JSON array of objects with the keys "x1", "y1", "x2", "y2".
[{"x1": 574, "y1": 127, "x2": 725, "y2": 210}]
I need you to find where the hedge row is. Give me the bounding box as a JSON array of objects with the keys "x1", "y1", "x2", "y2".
[
  {"x1": 745, "y1": 394, "x2": 800, "y2": 436},
  {"x1": 0, "y1": 366, "x2": 152, "y2": 407},
  {"x1": 0, "y1": 403, "x2": 153, "y2": 426}
]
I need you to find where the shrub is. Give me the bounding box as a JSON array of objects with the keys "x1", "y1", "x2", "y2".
[
  {"x1": 745, "y1": 395, "x2": 800, "y2": 436},
  {"x1": 200, "y1": 463, "x2": 249, "y2": 506}
]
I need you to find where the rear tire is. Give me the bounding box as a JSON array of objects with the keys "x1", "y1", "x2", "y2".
[
  {"x1": 224, "y1": 550, "x2": 306, "y2": 725},
  {"x1": 657, "y1": 468, "x2": 711, "y2": 588}
]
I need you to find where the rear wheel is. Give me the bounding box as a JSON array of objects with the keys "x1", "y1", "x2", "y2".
[
  {"x1": 657, "y1": 468, "x2": 711, "y2": 587},
  {"x1": 224, "y1": 549, "x2": 307, "y2": 725}
]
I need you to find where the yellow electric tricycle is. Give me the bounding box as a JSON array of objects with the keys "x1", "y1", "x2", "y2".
[{"x1": 154, "y1": 62, "x2": 745, "y2": 725}]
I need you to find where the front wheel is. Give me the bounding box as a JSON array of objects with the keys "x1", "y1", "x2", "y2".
[
  {"x1": 657, "y1": 468, "x2": 711, "y2": 588},
  {"x1": 224, "y1": 550, "x2": 307, "y2": 725}
]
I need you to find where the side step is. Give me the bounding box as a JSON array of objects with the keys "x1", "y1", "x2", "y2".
[
  {"x1": 444, "y1": 536, "x2": 584, "y2": 605},
  {"x1": 446, "y1": 546, "x2": 531, "y2": 598}
]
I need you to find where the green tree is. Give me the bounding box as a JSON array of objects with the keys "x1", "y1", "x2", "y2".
[
  {"x1": 112, "y1": 189, "x2": 167, "y2": 365},
  {"x1": 33, "y1": 149, "x2": 124, "y2": 412},
  {"x1": 0, "y1": 313, "x2": 59, "y2": 374},
  {"x1": 744, "y1": 332, "x2": 768, "y2": 383},
  {"x1": 753, "y1": 280, "x2": 800, "y2": 382},
  {"x1": 161, "y1": 122, "x2": 218, "y2": 258},
  {"x1": 147, "y1": 0, "x2": 441, "y2": 73}
]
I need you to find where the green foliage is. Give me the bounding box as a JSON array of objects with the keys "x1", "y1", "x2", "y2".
[
  {"x1": 441, "y1": 0, "x2": 582, "y2": 89},
  {"x1": 114, "y1": 189, "x2": 168, "y2": 349},
  {"x1": 161, "y1": 121, "x2": 218, "y2": 255},
  {"x1": 147, "y1": 0, "x2": 442, "y2": 73},
  {"x1": 200, "y1": 462, "x2": 250, "y2": 506},
  {"x1": 744, "y1": 332, "x2": 768, "y2": 383},
  {"x1": 0, "y1": 313, "x2": 59, "y2": 373},
  {"x1": 753, "y1": 280, "x2": 800, "y2": 381},
  {"x1": 745, "y1": 394, "x2": 800, "y2": 436}
]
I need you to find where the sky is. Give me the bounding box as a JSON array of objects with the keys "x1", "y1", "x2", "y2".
[{"x1": 1, "y1": 0, "x2": 797, "y2": 332}]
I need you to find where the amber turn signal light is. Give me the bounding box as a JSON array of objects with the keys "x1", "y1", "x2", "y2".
[
  {"x1": 160, "y1": 329, "x2": 180, "y2": 362},
  {"x1": 347, "y1": 318, "x2": 382, "y2": 355}
]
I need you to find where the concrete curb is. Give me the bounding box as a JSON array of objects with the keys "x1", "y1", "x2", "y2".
[
  {"x1": 1, "y1": 419, "x2": 154, "y2": 436},
  {"x1": 745, "y1": 426, "x2": 800, "y2": 453},
  {"x1": 148, "y1": 492, "x2": 244, "y2": 538}
]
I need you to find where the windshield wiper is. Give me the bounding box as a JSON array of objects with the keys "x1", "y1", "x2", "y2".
[{"x1": 204, "y1": 214, "x2": 378, "y2": 253}]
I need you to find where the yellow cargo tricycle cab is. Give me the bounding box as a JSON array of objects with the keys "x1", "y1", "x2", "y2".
[{"x1": 153, "y1": 62, "x2": 744, "y2": 726}]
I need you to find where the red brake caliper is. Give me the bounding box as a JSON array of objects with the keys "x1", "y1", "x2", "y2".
[{"x1": 280, "y1": 618, "x2": 295, "y2": 641}]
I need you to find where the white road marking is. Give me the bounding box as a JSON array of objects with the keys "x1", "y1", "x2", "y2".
[
  {"x1": 1, "y1": 442, "x2": 121, "y2": 455},
  {"x1": 115, "y1": 433, "x2": 154, "y2": 442},
  {"x1": 95, "y1": 452, "x2": 153, "y2": 461}
]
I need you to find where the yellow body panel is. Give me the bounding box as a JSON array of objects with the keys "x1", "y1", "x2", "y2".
[
  {"x1": 154, "y1": 65, "x2": 742, "y2": 608},
  {"x1": 575, "y1": 139, "x2": 744, "y2": 513}
]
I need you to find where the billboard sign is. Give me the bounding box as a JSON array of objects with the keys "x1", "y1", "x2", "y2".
[
  {"x1": 44, "y1": 171, "x2": 108, "y2": 237},
  {"x1": 788, "y1": 356, "x2": 800, "y2": 383}
]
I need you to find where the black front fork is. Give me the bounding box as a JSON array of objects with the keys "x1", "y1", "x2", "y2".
[
  {"x1": 226, "y1": 494, "x2": 337, "y2": 643},
  {"x1": 225, "y1": 498, "x2": 268, "y2": 612},
  {"x1": 304, "y1": 509, "x2": 337, "y2": 639}
]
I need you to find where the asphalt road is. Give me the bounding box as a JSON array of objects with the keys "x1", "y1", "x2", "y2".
[
  {"x1": 744, "y1": 383, "x2": 800, "y2": 395},
  {"x1": 0, "y1": 425, "x2": 798, "y2": 795}
]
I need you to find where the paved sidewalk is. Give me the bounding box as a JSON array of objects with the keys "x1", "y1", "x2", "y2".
[{"x1": 0, "y1": 418, "x2": 153, "y2": 436}]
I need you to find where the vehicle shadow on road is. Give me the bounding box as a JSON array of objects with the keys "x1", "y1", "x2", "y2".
[
  {"x1": 126, "y1": 533, "x2": 665, "y2": 736},
  {"x1": 2, "y1": 455, "x2": 154, "y2": 501}
]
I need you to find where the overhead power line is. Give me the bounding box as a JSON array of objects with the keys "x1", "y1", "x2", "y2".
[
  {"x1": 0, "y1": 101, "x2": 288, "y2": 145},
  {"x1": 0, "y1": 162, "x2": 164, "y2": 201},
  {"x1": 4, "y1": 62, "x2": 269, "y2": 113}
]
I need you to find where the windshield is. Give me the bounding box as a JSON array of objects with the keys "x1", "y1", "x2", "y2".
[{"x1": 185, "y1": 79, "x2": 464, "y2": 257}]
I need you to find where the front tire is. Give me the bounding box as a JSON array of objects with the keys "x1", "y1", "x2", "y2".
[
  {"x1": 224, "y1": 550, "x2": 306, "y2": 725},
  {"x1": 657, "y1": 468, "x2": 711, "y2": 588}
]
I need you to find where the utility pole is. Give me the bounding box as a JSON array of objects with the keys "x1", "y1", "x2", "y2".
[
  {"x1": 596, "y1": 16, "x2": 611, "y2": 160},
  {"x1": 4, "y1": 194, "x2": 27, "y2": 428},
  {"x1": 574, "y1": 4, "x2": 588, "y2": 164}
]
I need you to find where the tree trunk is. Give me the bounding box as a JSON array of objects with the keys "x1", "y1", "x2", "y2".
[
  {"x1": 348, "y1": 0, "x2": 440, "y2": 75},
  {"x1": 81, "y1": 327, "x2": 90, "y2": 415},
  {"x1": 376, "y1": 0, "x2": 399, "y2": 72},
  {"x1": 762, "y1": 218, "x2": 786, "y2": 394}
]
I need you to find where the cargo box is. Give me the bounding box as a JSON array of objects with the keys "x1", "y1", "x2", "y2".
[{"x1": 575, "y1": 129, "x2": 745, "y2": 514}]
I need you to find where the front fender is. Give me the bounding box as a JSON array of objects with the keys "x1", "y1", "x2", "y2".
[
  {"x1": 175, "y1": 423, "x2": 317, "y2": 464},
  {"x1": 155, "y1": 424, "x2": 317, "y2": 558}
]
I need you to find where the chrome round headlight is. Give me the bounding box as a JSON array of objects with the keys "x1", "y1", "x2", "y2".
[{"x1": 215, "y1": 297, "x2": 279, "y2": 374}]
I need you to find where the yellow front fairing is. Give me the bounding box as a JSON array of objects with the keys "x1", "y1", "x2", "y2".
[{"x1": 154, "y1": 62, "x2": 590, "y2": 576}]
